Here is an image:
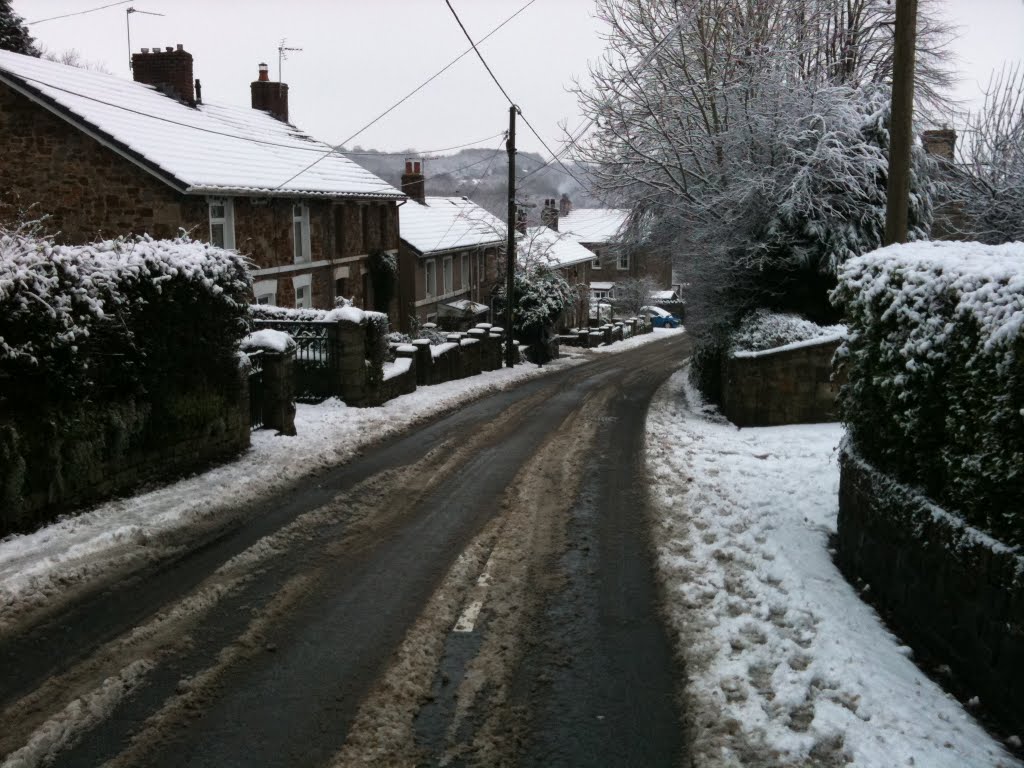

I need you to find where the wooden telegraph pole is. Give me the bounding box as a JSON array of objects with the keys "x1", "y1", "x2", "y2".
[
  {"x1": 505, "y1": 105, "x2": 518, "y2": 368},
  {"x1": 884, "y1": 0, "x2": 918, "y2": 245}
]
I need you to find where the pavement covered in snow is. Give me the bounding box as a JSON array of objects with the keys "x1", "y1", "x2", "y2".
[
  {"x1": 645, "y1": 367, "x2": 1021, "y2": 768},
  {"x1": 0, "y1": 328, "x2": 681, "y2": 633}
]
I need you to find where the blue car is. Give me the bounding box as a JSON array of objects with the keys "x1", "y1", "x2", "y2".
[{"x1": 640, "y1": 306, "x2": 681, "y2": 328}]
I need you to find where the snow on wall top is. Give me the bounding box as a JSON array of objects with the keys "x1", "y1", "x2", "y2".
[
  {"x1": 519, "y1": 226, "x2": 595, "y2": 269},
  {"x1": 559, "y1": 208, "x2": 629, "y2": 244},
  {"x1": 399, "y1": 196, "x2": 506, "y2": 255},
  {"x1": 0, "y1": 50, "x2": 402, "y2": 200}
]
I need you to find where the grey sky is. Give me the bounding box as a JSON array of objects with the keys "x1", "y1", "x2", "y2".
[{"x1": 12, "y1": 0, "x2": 1024, "y2": 157}]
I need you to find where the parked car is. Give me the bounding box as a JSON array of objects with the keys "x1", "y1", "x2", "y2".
[{"x1": 639, "y1": 305, "x2": 681, "y2": 328}]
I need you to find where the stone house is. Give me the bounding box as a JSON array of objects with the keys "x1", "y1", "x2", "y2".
[
  {"x1": 396, "y1": 160, "x2": 506, "y2": 332},
  {"x1": 540, "y1": 196, "x2": 672, "y2": 303},
  {"x1": 0, "y1": 46, "x2": 403, "y2": 313},
  {"x1": 517, "y1": 225, "x2": 593, "y2": 329}
]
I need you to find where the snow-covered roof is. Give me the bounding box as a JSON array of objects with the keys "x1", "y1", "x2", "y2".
[
  {"x1": 650, "y1": 290, "x2": 678, "y2": 300},
  {"x1": 519, "y1": 226, "x2": 595, "y2": 269},
  {"x1": 591, "y1": 281, "x2": 615, "y2": 290},
  {"x1": 0, "y1": 50, "x2": 402, "y2": 199},
  {"x1": 441, "y1": 299, "x2": 489, "y2": 315},
  {"x1": 559, "y1": 208, "x2": 629, "y2": 244},
  {"x1": 400, "y1": 196, "x2": 506, "y2": 255}
]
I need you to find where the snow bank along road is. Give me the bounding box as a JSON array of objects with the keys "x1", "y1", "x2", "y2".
[{"x1": 0, "y1": 333, "x2": 691, "y2": 768}]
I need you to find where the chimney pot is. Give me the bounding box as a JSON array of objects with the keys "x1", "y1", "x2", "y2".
[
  {"x1": 194, "y1": 78, "x2": 202, "y2": 104},
  {"x1": 165, "y1": 46, "x2": 174, "y2": 52},
  {"x1": 176, "y1": 43, "x2": 184, "y2": 51},
  {"x1": 132, "y1": 44, "x2": 195, "y2": 105},
  {"x1": 401, "y1": 157, "x2": 426, "y2": 204},
  {"x1": 251, "y1": 64, "x2": 288, "y2": 121}
]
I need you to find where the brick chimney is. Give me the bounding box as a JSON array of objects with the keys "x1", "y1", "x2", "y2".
[
  {"x1": 132, "y1": 44, "x2": 195, "y2": 105},
  {"x1": 401, "y1": 159, "x2": 425, "y2": 204},
  {"x1": 921, "y1": 128, "x2": 957, "y2": 161},
  {"x1": 250, "y1": 63, "x2": 289, "y2": 123},
  {"x1": 558, "y1": 193, "x2": 572, "y2": 218},
  {"x1": 515, "y1": 205, "x2": 528, "y2": 235},
  {"x1": 541, "y1": 198, "x2": 559, "y2": 231}
]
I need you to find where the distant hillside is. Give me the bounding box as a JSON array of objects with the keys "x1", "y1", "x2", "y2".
[{"x1": 343, "y1": 146, "x2": 606, "y2": 223}]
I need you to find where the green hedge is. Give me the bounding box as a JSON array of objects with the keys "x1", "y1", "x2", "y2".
[
  {"x1": 0, "y1": 232, "x2": 251, "y2": 414},
  {"x1": 832, "y1": 241, "x2": 1024, "y2": 546}
]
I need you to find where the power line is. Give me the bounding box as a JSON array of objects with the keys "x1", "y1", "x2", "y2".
[
  {"x1": 271, "y1": 0, "x2": 540, "y2": 191},
  {"x1": 424, "y1": 140, "x2": 507, "y2": 253},
  {"x1": 29, "y1": 0, "x2": 133, "y2": 25},
  {"x1": 516, "y1": 13, "x2": 687, "y2": 187},
  {"x1": 340, "y1": 135, "x2": 505, "y2": 157},
  {"x1": 7, "y1": 72, "x2": 503, "y2": 159},
  {"x1": 442, "y1": 0, "x2": 592, "y2": 194},
  {"x1": 444, "y1": 0, "x2": 516, "y2": 107},
  {"x1": 361, "y1": 141, "x2": 508, "y2": 199}
]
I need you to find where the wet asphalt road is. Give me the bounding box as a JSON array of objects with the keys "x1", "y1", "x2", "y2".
[{"x1": 0, "y1": 333, "x2": 691, "y2": 768}]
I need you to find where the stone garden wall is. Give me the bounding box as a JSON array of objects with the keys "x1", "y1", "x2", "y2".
[
  {"x1": 721, "y1": 337, "x2": 843, "y2": 427},
  {"x1": 0, "y1": 372, "x2": 250, "y2": 534},
  {"x1": 837, "y1": 447, "x2": 1024, "y2": 736}
]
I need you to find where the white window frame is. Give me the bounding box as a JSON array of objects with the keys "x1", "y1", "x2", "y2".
[
  {"x1": 292, "y1": 203, "x2": 311, "y2": 264},
  {"x1": 591, "y1": 247, "x2": 601, "y2": 270},
  {"x1": 425, "y1": 259, "x2": 437, "y2": 298},
  {"x1": 461, "y1": 253, "x2": 469, "y2": 288},
  {"x1": 208, "y1": 197, "x2": 235, "y2": 250},
  {"x1": 443, "y1": 255, "x2": 454, "y2": 294},
  {"x1": 254, "y1": 278, "x2": 277, "y2": 306},
  {"x1": 292, "y1": 273, "x2": 313, "y2": 309},
  {"x1": 617, "y1": 251, "x2": 629, "y2": 271}
]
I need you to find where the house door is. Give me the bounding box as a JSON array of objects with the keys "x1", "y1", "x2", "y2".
[{"x1": 363, "y1": 271, "x2": 373, "y2": 310}]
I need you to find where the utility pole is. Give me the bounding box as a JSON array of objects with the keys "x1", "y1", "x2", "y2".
[
  {"x1": 505, "y1": 105, "x2": 518, "y2": 368},
  {"x1": 884, "y1": 0, "x2": 918, "y2": 245}
]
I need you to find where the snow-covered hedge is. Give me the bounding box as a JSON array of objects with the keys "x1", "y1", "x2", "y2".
[
  {"x1": 832, "y1": 241, "x2": 1024, "y2": 545},
  {"x1": 248, "y1": 302, "x2": 387, "y2": 328},
  {"x1": 730, "y1": 309, "x2": 846, "y2": 353},
  {"x1": 0, "y1": 232, "x2": 251, "y2": 405}
]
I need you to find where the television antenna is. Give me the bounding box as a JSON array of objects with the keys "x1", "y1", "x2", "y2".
[
  {"x1": 278, "y1": 39, "x2": 303, "y2": 82},
  {"x1": 126, "y1": 7, "x2": 165, "y2": 70}
]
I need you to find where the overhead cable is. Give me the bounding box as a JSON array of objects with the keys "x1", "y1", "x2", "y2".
[
  {"x1": 29, "y1": 0, "x2": 133, "y2": 25},
  {"x1": 271, "y1": 0, "x2": 540, "y2": 191}
]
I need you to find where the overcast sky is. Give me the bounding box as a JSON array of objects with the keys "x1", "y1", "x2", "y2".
[{"x1": 12, "y1": 0, "x2": 1024, "y2": 158}]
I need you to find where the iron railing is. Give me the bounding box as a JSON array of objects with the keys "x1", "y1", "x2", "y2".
[
  {"x1": 247, "y1": 349, "x2": 265, "y2": 430},
  {"x1": 252, "y1": 320, "x2": 339, "y2": 403}
]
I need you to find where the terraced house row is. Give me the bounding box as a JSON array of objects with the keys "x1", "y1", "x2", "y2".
[{"x1": 0, "y1": 44, "x2": 673, "y2": 332}]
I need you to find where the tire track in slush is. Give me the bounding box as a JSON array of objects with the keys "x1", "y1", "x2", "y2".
[{"x1": 2, "y1": 334, "x2": 690, "y2": 767}]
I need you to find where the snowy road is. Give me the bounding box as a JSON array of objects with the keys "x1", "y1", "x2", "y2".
[{"x1": 0, "y1": 333, "x2": 690, "y2": 768}]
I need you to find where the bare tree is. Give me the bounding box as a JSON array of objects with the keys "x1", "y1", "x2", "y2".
[
  {"x1": 942, "y1": 64, "x2": 1024, "y2": 244},
  {"x1": 613, "y1": 276, "x2": 660, "y2": 316},
  {"x1": 38, "y1": 47, "x2": 112, "y2": 73},
  {"x1": 573, "y1": 0, "x2": 939, "y2": 339}
]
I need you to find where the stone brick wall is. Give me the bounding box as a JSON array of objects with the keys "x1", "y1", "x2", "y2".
[
  {"x1": 837, "y1": 448, "x2": 1024, "y2": 737},
  {"x1": 721, "y1": 337, "x2": 843, "y2": 427},
  {"x1": 0, "y1": 375, "x2": 250, "y2": 534},
  {"x1": 0, "y1": 84, "x2": 205, "y2": 241}
]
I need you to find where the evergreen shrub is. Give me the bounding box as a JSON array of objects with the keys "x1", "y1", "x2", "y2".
[
  {"x1": 832, "y1": 241, "x2": 1024, "y2": 546},
  {"x1": 0, "y1": 231, "x2": 251, "y2": 417}
]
